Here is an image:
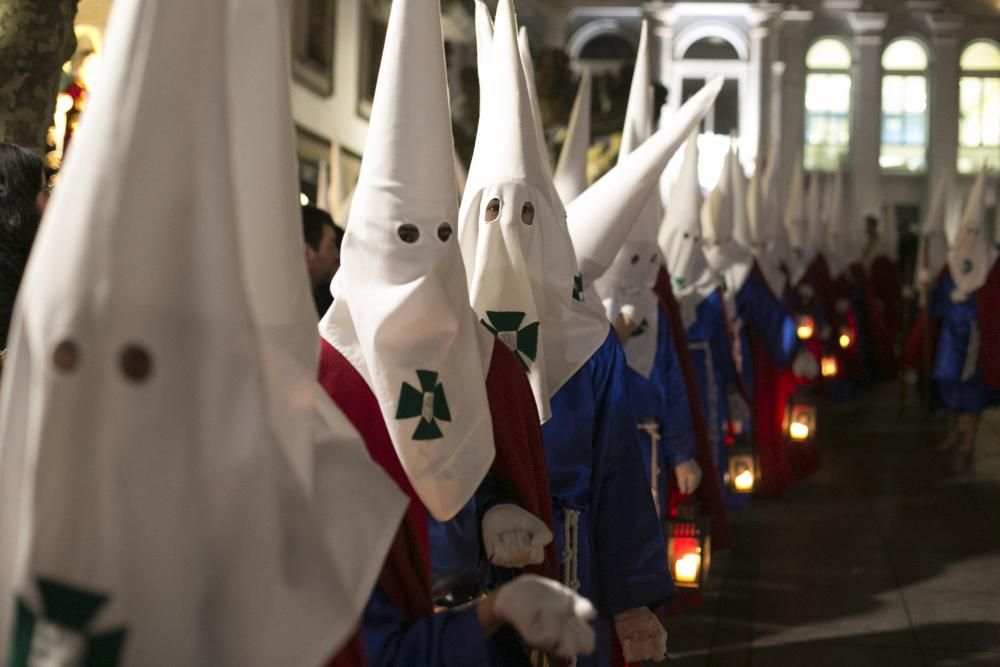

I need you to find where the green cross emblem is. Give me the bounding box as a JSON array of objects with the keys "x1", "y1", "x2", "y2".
[
  {"x1": 480, "y1": 311, "x2": 540, "y2": 371},
  {"x1": 572, "y1": 274, "x2": 585, "y2": 302},
  {"x1": 962, "y1": 259, "x2": 974, "y2": 275},
  {"x1": 674, "y1": 276, "x2": 686, "y2": 289},
  {"x1": 11, "y1": 577, "x2": 127, "y2": 666},
  {"x1": 631, "y1": 317, "x2": 650, "y2": 338},
  {"x1": 396, "y1": 370, "x2": 451, "y2": 441}
]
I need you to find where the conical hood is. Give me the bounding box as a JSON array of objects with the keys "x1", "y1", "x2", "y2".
[
  {"x1": 917, "y1": 173, "x2": 950, "y2": 291},
  {"x1": 465, "y1": 0, "x2": 493, "y2": 195},
  {"x1": 730, "y1": 144, "x2": 753, "y2": 250},
  {"x1": 225, "y1": 0, "x2": 406, "y2": 611},
  {"x1": 0, "y1": 0, "x2": 400, "y2": 660},
  {"x1": 824, "y1": 168, "x2": 850, "y2": 278},
  {"x1": 619, "y1": 19, "x2": 653, "y2": 161},
  {"x1": 569, "y1": 76, "x2": 723, "y2": 286},
  {"x1": 660, "y1": 132, "x2": 712, "y2": 296},
  {"x1": 784, "y1": 156, "x2": 811, "y2": 283},
  {"x1": 752, "y1": 141, "x2": 791, "y2": 295},
  {"x1": 702, "y1": 142, "x2": 753, "y2": 296},
  {"x1": 948, "y1": 169, "x2": 997, "y2": 300},
  {"x1": 553, "y1": 68, "x2": 592, "y2": 204},
  {"x1": 322, "y1": 0, "x2": 495, "y2": 521},
  {"x1": 519, "y1": 26, "x2": 555, "y2": 182},
  {"x1": 460, "y1": 0, "x2": 610, "y2": 415}
]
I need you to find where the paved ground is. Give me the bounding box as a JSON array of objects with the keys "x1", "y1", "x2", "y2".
[{"x1": 662, "y1": 384, "x2": 1000, "y2": 666}]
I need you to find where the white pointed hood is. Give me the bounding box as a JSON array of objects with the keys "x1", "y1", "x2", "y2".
[
  {"x1": 321, "y1": 0, "x2": 495, "y2": 521},
  {"x1": 568, "y1": 76, "x2": 724, "y2": 287},
  {"x1": 0, "y1": 0, "x2": 397, "y2": 661},
  {"x1": 750, "y1": 142, "x2": 790, "y2": 296},
  {"x1": 660, "y1": 132, "x2": 715, "y2": 327},
  {"x1": 784, "y1": 157, "x2": 812, "y2": 284},
  {"x1": 731, "y1": 149, "x2": 753, "y2": 251},
  {"x1": 465, "y1": 0, "x2": 493, "y2": 195},
  {"x1": 916, "y1": 173, "x2": 950, "y2": 292},
  {"x1": 702, "y1": 143, "x2": 754, "y2": 302},
  {"x1": 225, "y1": 0, "x2": 406, "y2": 623},
  {"x1": 460, "y1": 0, "x2": 609, "y2": 417},
  {"x1": 948, "y1": 169, "x2": 998, "y2": 302},
  {"x1": 553, "y1": 69, "x2": 592, "y2": 204},
  {"x1": 823, "y1": 168, "x2": 851, "y2": 279}
]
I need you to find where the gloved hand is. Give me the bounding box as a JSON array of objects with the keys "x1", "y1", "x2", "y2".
[
  {"x1": 674, "y1": 458, "x2": 703, "y2": 495},
  {"x1": 793, "y1": 350, "x2": 819, "y2": 379},
  {"x1": 482, "y1": 504, "x2": 553, "y2": 568},
  {"x1": 613, "y1": 606, "x2": 668, "y2": 663},
  {"x1": 494, "y1": 575, "x2": 597, "y2": 658}
]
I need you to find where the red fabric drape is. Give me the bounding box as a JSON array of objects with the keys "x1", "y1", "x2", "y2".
[{"x1": 976, "y1": 259, "x2": 1000, "y2": 389}]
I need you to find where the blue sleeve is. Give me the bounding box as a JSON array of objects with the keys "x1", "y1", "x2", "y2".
[
  {"x1": 737, "y1": 276, "x2": 799, "y2": 368},
  {"x1": 428, "y1": 497, "x2": 484, "y2": 606},
  {"x1": 362, "y1": 584, "x2": 493, "y2": 667},
  {"x1": 651, "y1": 310, "x2": 696, "y2": 469},
  {"x1": 590, "y1": 334, "x2": 675, "y2": 615},
  {"x1": 707, "y1": 295, "x2": 740, "y2": 388},
  {"x1": 929, "y1": 272, "x2": 952, "y2": 319}
]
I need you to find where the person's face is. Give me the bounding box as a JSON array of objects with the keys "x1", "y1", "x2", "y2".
[{"x1": 306, "y1": 224, "x2": 339, "y2": 287}]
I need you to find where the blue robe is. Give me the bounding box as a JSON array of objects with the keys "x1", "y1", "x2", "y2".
[
  {"x1": 930, "y1": 272, "x2": 1000, "y2": 413},
  {"x1": 543, "y1": 330, "x2": 674, "y2": 667},
  {"x1": 686, "y1": 292, "x2": 741, "y2": 505},
  {"x1": 626, "y1": 309, "x2": 697, "y2": 518},
  {"x1": 363, "y1": 585, "x2": 494, "y2": 667}
]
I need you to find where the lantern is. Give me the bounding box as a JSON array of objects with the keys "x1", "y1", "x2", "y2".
[
  {"x1": 665, "y1": 503, "x2": 711, "y2": 589},
  {"x1": 725, "y1": 446, "x2": 759, "y2": 494},
  {"x1": 796, "y1": 315, "x2": 816, "y2": 341},
  {"x1": 821, "y1": 355, "x2": 839, "y2": 378},
  {"x1": 838, "y1": 326, "x2": 854, "y2": 350},
  {"x1": 784, "y1": 394, "x2": 818, "y2": 443}
]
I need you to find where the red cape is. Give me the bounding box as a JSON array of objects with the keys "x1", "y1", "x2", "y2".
[
  {"x1": 320, "y1": 338, "x2": 556, "y2": 663},
  {"x1": 977, "y1": 258, "x2": 1000, "y2": 389},
  {"x1": 850, "y1": 262, "x2": 896, "y2": 380},
  {"x1": 802, "y1": 255, "x2": 839, "y2": 331},
  {"x1": 867, "y1": 256, "x2": 902, "y2": 379},
  {"x1": 653, "y1": 266, "x2": 731, "y2": 552}
]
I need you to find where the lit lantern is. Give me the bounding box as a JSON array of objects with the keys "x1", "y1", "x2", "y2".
[
  {"x1": 838, "y1": 326, "x2": 854, "y2": 350},
  {"x1": 784, "y1": 395, "x2": 818, "y2": 443},
  {"x1": 796, "y1": 315, "x2": 816, "y2": 341},
  {"x1": 821, "y1": 355, "x2": 839, "y2": 378},
  {"x1": 666, "y1": 503, "x2": 711, "y2": 589},
  {"x1": 725, "y1": 447, "x2": 759, "y2": 494}
]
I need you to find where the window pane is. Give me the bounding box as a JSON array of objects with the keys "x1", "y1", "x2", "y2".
[
  {"x1": 984, "y1": 78, "x2": 1000, "y2": 146},
  {"x1": 959, "y1": 77, "x2": 983, "y2": 146},
  {"x1": 807, "y1": 38, "x2": 852, "y2": 70},
  {"x1": 882, "y1": 75, "x2": 904, "y2": 112},
  {"x1": 883, "y1": 115, "x2": 904, "y2": 144},
  {"x1": 904, "y1": 113, "x2": 925, "y2": 145},
  {"x1": 960, "y1": 40, "x2": 1000, "y2": 71},
  {"x1": 882, "y1": 38, "x2": 928, "y2": 71},
  {"x1": 903, "y1": 76, "x2": 927, "y2": 113}
]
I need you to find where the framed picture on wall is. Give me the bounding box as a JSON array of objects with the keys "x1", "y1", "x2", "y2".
[
  {"x1": 292, "y1": 0, "x2": 337, "y2": 97},
  {"x1": 296, "y1": 126, "x2": 332, "y2": 206}
]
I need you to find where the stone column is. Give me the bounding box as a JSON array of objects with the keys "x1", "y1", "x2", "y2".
[
  {"x1": 848, "y1": 11, "x2": 888, "y2": 219},
  {"x1": 776, "y1": 9, "x2": 812, "y2": 208},
  {"x1": 925, "y1": 13, "x2": 963, "y2": 202}
]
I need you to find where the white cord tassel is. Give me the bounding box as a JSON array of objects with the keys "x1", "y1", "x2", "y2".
[{"x1": 561, "y1": 508, "x2": 582, "y2": 667}]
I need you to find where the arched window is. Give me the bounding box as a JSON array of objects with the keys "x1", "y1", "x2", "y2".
[
  {"x1": 683, "y1": 37, "x2": 740, "y2": 60},
  {"x1": 958, "y1": 39, "x2": 1000, "y2": 173},
  {"x1": 880, "y1": 38, "x2": 929, "y2": 173},
  {"x1": 804, "y1": 38, "x2": 852, "y2": 171}
]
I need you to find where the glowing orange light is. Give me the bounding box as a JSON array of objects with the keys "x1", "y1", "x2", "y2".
[
  {"x1": 821, "y1": 356, "x2": 839, "y2": 378},
  {"x1": 838, "y1": 326, "x2": 853, "y2": 349},
  {"x1": 789, "y1": 421, "x2": 811, "y2": 441},
  {"x1": 674, "y1": 553, "x2": 701, "y2": 584},
  {"x1": 796, "y1": 315, "x2": 816, "y2": 340}
]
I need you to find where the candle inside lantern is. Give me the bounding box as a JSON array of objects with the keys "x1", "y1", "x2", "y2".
[
  {"x1": 734, "y1": 468, "x2": 755, "y2": 492},
  {"x1": 789, "y1": 421, "x2": 811, "y2": 441},
  {"x1": 674, "y1": 553, "x2": 701, "y2": 584},
  {"x1": 796, "y1": 316, "x2": 815, "y2": 340},
  {"x1": 838, "y1": 329, "x2": 853, "y2": 349},
  {"x1": 821, "y1": 355, "x2": 839, "y2": 378}
]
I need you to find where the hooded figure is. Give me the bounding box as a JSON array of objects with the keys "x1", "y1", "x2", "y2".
[
  {"x1": 917, "y1": 175, "x2": 951, "y2": 298},
  {"x1": 568, "y1": 25, "x2": 721, "y2": 532},
  {"x1": 784, "y1": 157, "x2": 812, "y2": 287},
  {"x1": 461, "y1": 1, "x2": 673, "y2": 663},
  {"x1": 553, "y1": 69, "x2": 593, "y2": 205},
  {"x1": 748, "y1": 141, "x2": 792, "y2": 298},
  {"x1": 319, "y1": 0, "x2": 598, "y2": 663},
  {"x1": 702, "y1": 143, "x2": 754, "y2": 312},
  {"x1": 0, "y1": 0, "x2": 407, "y2": 662},
  {"x1": 927, "y1": 169, "x2": 1000, "y2": 470}
]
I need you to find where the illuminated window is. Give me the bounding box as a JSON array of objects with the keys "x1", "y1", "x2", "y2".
[
  {"x1": 880, "y1": 39, "x2": 929, "y2": 173},
  {"x1": 804, "y1": 38, "x2": 852, "y2": 171},
  {"x1": 958, "y1": 40, "x2": 1000, "y2": 173}
]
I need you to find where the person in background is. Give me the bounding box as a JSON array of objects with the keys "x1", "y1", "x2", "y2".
[
  {"x1": 0, "y1": 144, "x2": 49, "y2": 371},
  {"x1": 301, "y1": 204, "x2": 340, "y2": 316}
]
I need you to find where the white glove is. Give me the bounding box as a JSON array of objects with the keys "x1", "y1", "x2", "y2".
[
  {"x1": 674, "y1": 458, "x2": 702, "y2": 495},
  {"x1": 793, "y1": 350, "x2": 819, "y2": 379},
  {"x1": 482, "y1": 504, "x2": 553, "y2": 568},
  {"x1": 494, "y1": 575, "x2": 597, "y2": 658},
  {"x1": 613, "y1": 607, "x2": 668, "y2": 663}
]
